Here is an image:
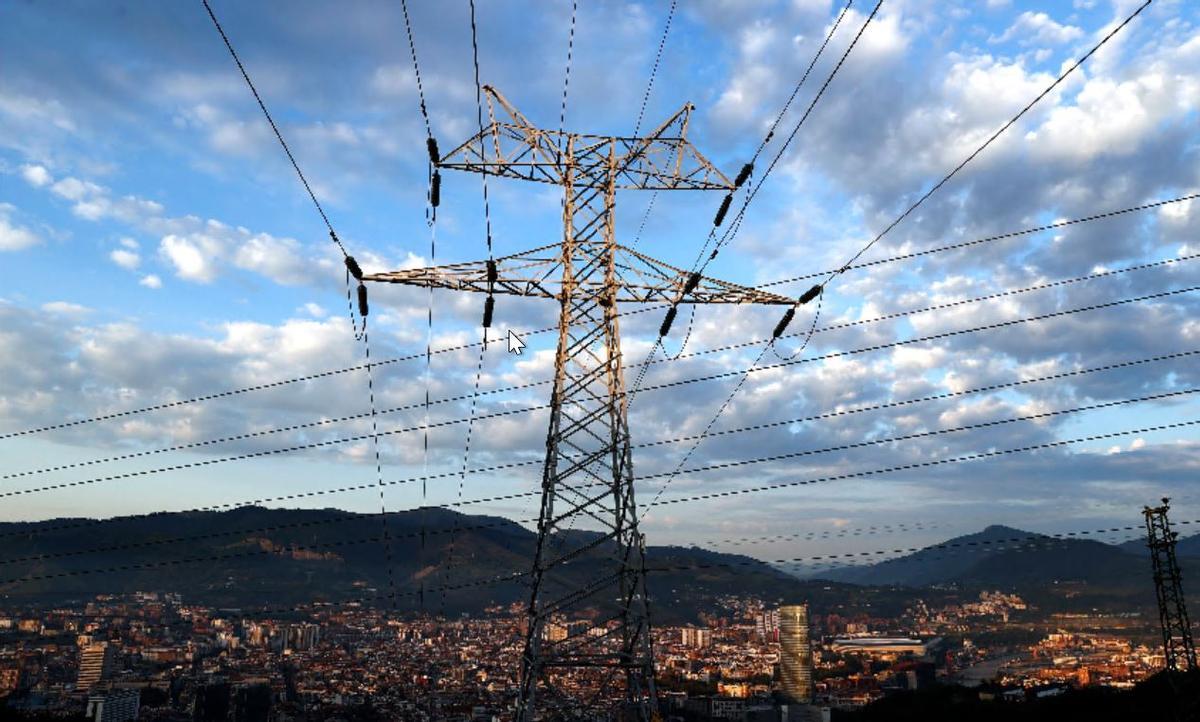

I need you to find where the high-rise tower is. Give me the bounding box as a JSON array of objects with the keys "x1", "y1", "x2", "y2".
[
  {"x1": 779, "y1": 604, "x2": 814, "y2": 703},
  {"x1": 77, "y1": 642, "x2": 118, "y2": 690}
]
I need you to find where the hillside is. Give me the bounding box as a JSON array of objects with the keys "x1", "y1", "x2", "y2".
[
  {"x1": 0, "y1": 506, "x2": 874, "y2": 622},
  {"x1": 812, "y1": 524, "x2": 1196, "y2": 611}
]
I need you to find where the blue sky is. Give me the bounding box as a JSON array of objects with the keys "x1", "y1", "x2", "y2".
[{"x1": 1, "y1": 0, "x2": 1199, "y2": 568}]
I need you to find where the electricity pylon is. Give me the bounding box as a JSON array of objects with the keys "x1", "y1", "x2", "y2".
[
  {"x1": 1144, "y1": 498, "x2": 1197, "y2": 672},
  {"x1": 365, "y1": 86, "x2": 794, "y2": 720}
]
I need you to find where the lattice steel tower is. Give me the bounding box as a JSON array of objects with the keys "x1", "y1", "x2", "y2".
[
  {"x1": 1144, "y1": 497, "x2": 1197, "y2": 673},
  {"x1": 364, "y1": 87, "x2": 794, "y2": 719}
]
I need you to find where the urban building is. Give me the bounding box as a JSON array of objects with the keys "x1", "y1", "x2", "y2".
[
  {"x1": 681, "y1": 627, "x2": 712, "y2": 649},
  {"x1": 829, "y1": 637, "x2": 928, "y2": 656},
  {"x1": 77, "y1": 643, "x2": 118, "y2": 690},
  {"x1": 779, "y1": 604, "x2": 813, "y2": 704},
  {"x1": 756, "y1": 609, "x2": 780, "y2": 642},
  {"x1": 85, "y1": 688, "x2": 139, "y2": 722}
]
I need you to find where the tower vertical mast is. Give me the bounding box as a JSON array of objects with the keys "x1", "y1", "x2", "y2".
[
  {"x1": 1144, "y1": 498, "x2": 1197, "y2": 673},
  {"x1": 364, "y1": 86, "x2": 796, "y2": 719}
]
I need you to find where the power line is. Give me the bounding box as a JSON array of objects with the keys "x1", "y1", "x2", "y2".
[
  {"x1": 749, "y1": 0, "x2": 855, "y2": 164},
  {"x1": 684, "y1": 0, "x2": 856, "y2": 271},
  {"x1": 399, "y1": 0, "x2": 433, "y2": 139},
  {"x1": 638, "y1": 349, "x2": 1200, "y2": 451},
  {"x1": 683, "y1": 0, "x2": 881, "y2": 282},
  {"x1": 676, "y1": 524, "x2": 1156, "y2": 575},
  {"x1": 638, "y1": 284, "x2": 1198, "y2": 511},
  {"x1": 5, "y1": 287, "x2": 1191, "y2": 499},
  {"x1": 556, "y1": 0, "x2": 579, "y2": 139},
  {"x1": 4, "y1": 504, "x2": 1183, "y2": 595},
  {"x1": 638, "y1": 0, "x2": 1155, "y2": 521},
  {"x1": 618, "y1": 0, "x2": 681, "y2": 251},
  {"x1": 829, "y1": 0, "x2": 1154, "y2": 279},
  {"x1": 0, "y1": 511, "x2": 537, "y2": 569},
  {"x1": 633, "y1": 0, "x2": 878, "y2": 405},
  {"x1": 627, "y1": 0, "x2": 879, "y2": 453},
  {"x1": 653, "y1": 418, "x2": 1199, "y2": 509},
  {"x1": 200, "y1": 0, "x2": 400, "y2": 606},
  {"x1": 639, "y1": 387, "x2": 1199, "y2": 483},
  {"x1": 755, "y1": 193, "x2": 1200, "y2": 289},
  {"x1": 199, "y1": 0, "x2": 345, "y2": 255},
  {"x1": 0, "y1": 317, "x2": 564, "y2": 441},
  {"x1": 719, "y1": 520, "x2": 942, "y2": 547},
  {"x1": 2, "y1": 355, "x2": 1190, "y2": 551},
  {"x1": 0, "y1": 403, "x2": 548, "y2": 501},
  {"x1": 6, "y1": 346, "x2": 1188, "y2": 554},
  {"x1": 654, "y1": 254, "x2": 1199, "y2": 366},
  {"x1": 7, "y1": 186, "x2": 1187, "y2": 445}
]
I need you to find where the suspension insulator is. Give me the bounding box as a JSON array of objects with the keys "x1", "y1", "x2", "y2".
[
  {"x1": 713, "y1": 193, "x2": 732, "y2": 227},
  {"x1": 773, "y1": 307, "x2": 795, "y2": 339},
  {"x1": 430, "y1": 171, "x2": 441, "y2": 207},
  {"x1": 426, "y1": 137, "x2": 440, "y2": 165},
  {"x1": 734, "y1": 162, "x2": 754, "y2": 188},
  {"x1": 356, "y1": 284, "x2": 369, "y2": 317},
  {"x1": 344, "y1": 255, "x2": 363, "y2": 282},
  {"x1": 659, "y1": 306, "x2": 678, "y2": 338},
  {"x1": 683, "y1": 271, "x2": 702, "y2": 296},
  {"x1": 799, "y1": 284, "x2": 822, "y2": 305},
  {"x1": 486, "y1": 259, "x2": 498, "y2": 285},
  {"x1": 482, "y1": 295, "x2": 495, "y2": 328}
]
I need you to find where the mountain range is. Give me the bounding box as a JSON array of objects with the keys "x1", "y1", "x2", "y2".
[
  {"x1": 0, "y1": 509, "x2": 1192, "y2": 619},
  {"x1": 0, "y1": 506, "x2": 861, "y2": 621}
]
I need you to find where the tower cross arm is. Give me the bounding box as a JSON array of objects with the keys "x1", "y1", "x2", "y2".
[
  {"x1": 362, "y1": 244, "x2": 796, "y2": 306},
  {"x1": 437, "y1": 86, "x2": 735, "y2": 191}
]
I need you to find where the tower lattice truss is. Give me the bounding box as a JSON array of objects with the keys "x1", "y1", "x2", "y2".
[
  {"x1": 365, "y1": 86, "x2": 795, "y2": 720},
  {"x1": 1144, "y1": 498, "x2": 1197, "y2": 673}
]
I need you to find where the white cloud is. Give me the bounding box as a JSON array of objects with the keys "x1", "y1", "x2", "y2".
[
  {"x1": 50, "y1": 177, "x2": 101, "y2": 202},
  {"x1": 139, "y1": 274, "x2": 163, "y2": 289},
  {"x1": 232, "y1": 232, "x2": 313, "y2": 286},
  {"x1": 1026, "y1": 74, "x2": 1177, "y2": 162},
  {"x1": 40, "y1": 301, "x2": 90, "y2": 316},
  {"x1": 159, "y1": 233, "x2": 223, "y2": 283},
  {"x1": 301, "y1": 302, "x2": 327, "y2": 318},
  {"x1": 109, "y1": 248, "x2": 140, "y2": 270},
  {"x1": 0, "y1": 204, "x2": 41, "y2": 251},
  {"x1": 0, "y1": 91, "x2": 75, "y2": 132},
  {"x1": 990, "y1": 12, "x2": 1084, "y2": 46},
  {"x1": 20, "y1": 164, "x2": 52, "y2": 187},
  {"x1": 369, "y1": 65, "x2": 416, "y2": 96},
  {"x1": 119, "y1": 237, "x2": 139, "y2": 249}
]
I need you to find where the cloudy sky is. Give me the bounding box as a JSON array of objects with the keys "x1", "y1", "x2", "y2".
[{"x1": 1, "y1": 0, "x2": 1198, "y2": 572}]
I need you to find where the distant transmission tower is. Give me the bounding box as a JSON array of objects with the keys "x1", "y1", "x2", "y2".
[
  {"x1": 1144, "y1": 497, "x2": 1197, "y2": 673},
  {"x1": 364, "y1": 86, "x2": 794, "y2": 719}
]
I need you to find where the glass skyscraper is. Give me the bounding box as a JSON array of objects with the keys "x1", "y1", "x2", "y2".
[{"x1": 779, "y1": 604, "x2": 813, "y2": 703}]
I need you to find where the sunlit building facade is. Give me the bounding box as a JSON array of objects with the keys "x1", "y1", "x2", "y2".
[{"x1": 779, "y1": 604, "x2": 813, "y2": 703}]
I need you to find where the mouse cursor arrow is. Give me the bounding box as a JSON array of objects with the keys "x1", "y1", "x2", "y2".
[{"x1": 507, "y1": 329, "x2": 526, "y2": 355}]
